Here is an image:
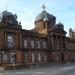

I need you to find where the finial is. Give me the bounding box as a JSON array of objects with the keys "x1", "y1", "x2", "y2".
[
  {"x1": 41, "y1": 0, "x2": 46, "y2": 11},
  {"x1": 58, "y1": 21, "x2": 61, "y2": 24},
  {"x1": 6, "y1": 3, "x2": 7, "y2": 11},
  {"x1": 43, "y1": 0, "x2": 44, "y2": 5}
]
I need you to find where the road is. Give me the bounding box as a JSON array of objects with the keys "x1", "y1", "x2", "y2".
[{"x1": 1, "y1": 63, "x2": 75, "y2": 75}]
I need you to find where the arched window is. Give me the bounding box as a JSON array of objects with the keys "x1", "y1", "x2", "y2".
[{"x1": 7, "y1": 35, "x2": 13, "y2": 48}]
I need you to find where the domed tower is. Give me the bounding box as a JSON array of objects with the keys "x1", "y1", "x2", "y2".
[
  {"x1": 34, "y1": 4, "x2": 56, "y2": 34},
  {"x1": 0, "y1": 10, "x2": 22, "y2": 29}
]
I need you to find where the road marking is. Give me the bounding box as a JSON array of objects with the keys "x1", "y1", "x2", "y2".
[
  {"x1": 0, "y1": 71, "x2": 29, "y2": 74},
  {"x1": 16, "y1": 72, "x2": 25, "y2": 74},
  {"x1": 34, "y1": 72, "x2": 44, "y2": 74},
  {"x1": 61, "y1": 66, "x2": 75, "y2": 70},
  {"x1": 32, "y1": 72, "x2": 44, "y2": 75},
  {"x1": 62, "y1": 67, "x2": 75, "y2": 70}
]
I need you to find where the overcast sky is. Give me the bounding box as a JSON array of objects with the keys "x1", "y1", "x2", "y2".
[{"x1": 0, "y1": 0, "x2": 75, "y2": 36}]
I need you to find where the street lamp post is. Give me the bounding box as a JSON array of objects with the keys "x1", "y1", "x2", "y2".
[{"x1": 13, "y1": 61, "x2": 15, "y2": 70}]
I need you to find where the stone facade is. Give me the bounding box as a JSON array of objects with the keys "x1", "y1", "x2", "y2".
[
  {"x1": 69, "y1": 28, "x2": 75, "y2": 39},
  {"x1": 0, "y1": 7, "x2": 75, "y2": 69}
]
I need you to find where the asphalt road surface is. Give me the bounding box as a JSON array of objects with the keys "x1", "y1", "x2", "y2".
[{"x1": 1, "y1": 63, "x2": 75, "y2": 75}]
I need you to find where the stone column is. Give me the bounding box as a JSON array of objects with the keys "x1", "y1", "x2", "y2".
[
  {"x1": 28, "y1": 37, "x2": 31, "y2": 63},
  {"x1": 61, "y1": 36, "x2": 63, "y2": 49},
  {"x1": 56, "y1": 36, "x2": 58, "y2": 50},
  {"x1": 47, "y1": 33, "x2": 51, "y2": 50},
  {"x1": 64, "y1": 36, "x2": 66, "y2": 49},
  {"x1": 51, "y1": 33, "x2": 54, "y2": 50},
  {"x1": 4, "y1": 32, "x2": 6, "y2": 49}
]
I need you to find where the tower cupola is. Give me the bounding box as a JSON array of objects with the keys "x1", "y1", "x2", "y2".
[{"x1": 34, "y1": 3, "x2": 56, "y2": 32}]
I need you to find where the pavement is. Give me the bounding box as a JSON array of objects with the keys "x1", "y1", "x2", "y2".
[{"x1": 0, "y1": 63, "x2": 75, "y2": 75}]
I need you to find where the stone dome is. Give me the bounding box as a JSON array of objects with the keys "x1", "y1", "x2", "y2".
[
  {"x1": 35, "y1": 11, "x2": 55, "y2": 22},
  {"x1": 2, "y1": 11, "x2": 13, "y2": 16}
]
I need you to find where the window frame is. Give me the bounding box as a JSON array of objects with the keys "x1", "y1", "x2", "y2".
[
  {"x1": 24, "y1": 39, "x2": 28, "y2": 48},
  {"x1": 7, "y1": 35, "x2": 14, "y2": 48},
  {"x1": 31, "y1": 40, "x2": 34, "y2": 48}
]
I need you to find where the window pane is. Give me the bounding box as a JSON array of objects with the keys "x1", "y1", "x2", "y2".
[
  {"x1": 32, "y1": 52, "x2": 35, "y2": 62},
  {"x1": 0, "y1": 53, "x2": 1, "y2": 61},
  {"x1": 35, "y1": 51, "x2": 38, "y2": 62},
  {"x1": 43, "y1": 41, "x2": 46, "y2": 48},
  {"x1": 37, "y1": 41, "x2": 40, "y2": 48},
  {"x1": 24, "y1": 40, "x2": 27, "y2": 48},
  {"x1": 38, "y1": 53, "x2": 41, "y2": 61},
  {"x1": 31, "y1": 40, "x2": 34, "y2": 48},
  {"x1": 7, "y1": 35, "x2": 13, "y2": 48},
  {"x1": 3, "y1": 53, "x2": 8, "y2": 62},
  {"x1": 24, "y1": 52, "x2": 29, "y2": 63},
  {"x1": 44, "y1": 52, "x2": 48, "y2": 62}
]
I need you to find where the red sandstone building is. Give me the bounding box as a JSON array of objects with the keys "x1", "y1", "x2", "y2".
[{"x1": 0, "y1": 5, "x2": 75, "y2": 69}]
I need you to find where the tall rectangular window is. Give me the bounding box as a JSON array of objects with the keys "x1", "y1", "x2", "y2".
[
  {"x1": 24, "y1": 40, "x2": 27, "y2": 48},
  {"x1": 38, "y1": 52, "x2": 41, "y2": 62},
  {"x1": 3, "y1": 53, "x2": 8, "y2": 62},
  {"x1": 37, "y1": 41, "x2": 40, "y2": 48},
  {"x1": 7, "y1": 35, "x2": 13, "y2": 48},
  {"x1": 44, "y1": 52, "x2": 48, "y2": 62},
  {"x1": 24, "y1": 52, "x2": 29, "y2": 63},
  {"x1": 43, "y1": 41, "x2": 46, "y2": 48},
  {"x1": 32, "y1": 52, "x2": 35, "y2": 62},
  {"x1": 31, "y1": 40, "x2": 34, "y2": 48},
  {"x1": 0, "y1": 53, "x2": 1, "y2": 61},
  {"x1": 35, "y1": 51, "x2": 38, "y2": 62}
]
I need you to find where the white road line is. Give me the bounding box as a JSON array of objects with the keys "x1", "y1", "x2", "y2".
[
  {"x1": 62, "y1": 67, "x2": 75, "y2": 70},
  {"x1": 16, "y1": 72, "x2": 25, "y2": 74},
  {"x1": 33, "y1": 72, "x2": 44, "y2": 75},
  {"x1": 0, "y1": 71, "x2": 29, "y2": 74},
  {"x1": 61, "y1": 66, "x2": 75, "y2": 70},
  {"x1": 33, "y1": 72, "x2": 44, "y2": 74}
]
